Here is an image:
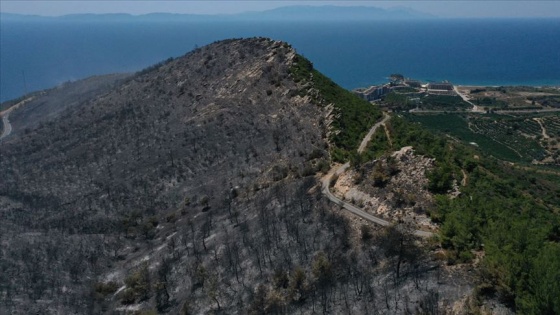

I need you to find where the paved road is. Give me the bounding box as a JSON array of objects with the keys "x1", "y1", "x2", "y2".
[
  {"x1": 454, "y1": 86, "x2": 485, "y2": 113},
  {"x1": 408, "y1": 107, "x2": 560, "y2": 115},
  {"x1": 321, "y1": 163, "x2": 389, "y2": 227},
  {"x1": 495, "y1": 108, "x2": 560, "y2": 114},
  {"x1": 321, "y1": 114, "x2": 435, "y2": 238}
]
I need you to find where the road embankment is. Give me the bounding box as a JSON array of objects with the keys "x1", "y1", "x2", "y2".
[{"x1": 321, "y1": 114, "x2": 435, "y2": 238}]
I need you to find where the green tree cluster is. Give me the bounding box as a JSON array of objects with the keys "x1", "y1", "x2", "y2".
[
  {"x1": 361, "y1": 114, "x2": 560, "y2": 312},
  {"x1": 290, "y1": 55, "x2": 382, "y2": 162},
  {"x1": 120, "y1": 263, "x2": 151, "y2": 304}
]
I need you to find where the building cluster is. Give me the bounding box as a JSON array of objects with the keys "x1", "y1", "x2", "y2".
[
  {"x1": 426, "y1": 82, "x2": 454, "y2": 95},
  {"x1": 353, "y1": 75, "x2": 456, "y2": 102},
  {"x1": 357, "y1": 85, "x2": 392, "y2": 101}
]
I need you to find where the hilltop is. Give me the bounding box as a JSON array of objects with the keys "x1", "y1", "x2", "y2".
[
  {"x1": 1, "y1": 38, "x2": 558, "y2": 314},
  {"x1": 0, "y1": 37, "x2": 472, "y2": 314}
]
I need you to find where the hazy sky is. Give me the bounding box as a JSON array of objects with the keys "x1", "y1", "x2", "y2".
[{"x1": 2, "y1": 0, "x2": 560, "y2": 18}]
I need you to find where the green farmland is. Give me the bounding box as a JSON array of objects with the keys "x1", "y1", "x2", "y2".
[{"x1": 404, "y1": 113, "x2": 551, "y2": 163}]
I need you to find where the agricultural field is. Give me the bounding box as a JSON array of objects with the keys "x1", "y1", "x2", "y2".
[
  {"x1": 404, "y1": 112, "x2": 560, "y2": 164},
  {"x1": 384, "y1": 93, "x2": 471, "y2": 112},
  {"x1": 469, "y1": 116, "x2": 546, "y2": 161},
  {"x1": 419, "y1": 94, "x2": 471, "y2": 111},
  {"x1": 456, "y1": 85, "x2": 560, "y2": 110}
]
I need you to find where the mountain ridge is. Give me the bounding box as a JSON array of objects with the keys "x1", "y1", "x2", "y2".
[
  {"x1": 0, "y1": 37, "x2": 471, "y2": 314},
  {"x1": 0, "y1": 5, "x2": 435, "y2": 22},
  {"x1": 3, "y1": 37, "x2": 558, "y2": 315}
]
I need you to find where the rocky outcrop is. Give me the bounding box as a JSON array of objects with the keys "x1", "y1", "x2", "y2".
[{"x1": 335, "y1": 146, "x2": 438, "y2": 232}]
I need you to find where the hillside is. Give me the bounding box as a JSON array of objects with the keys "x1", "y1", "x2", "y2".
[
  {"x1": 0, "y1": 38, "x2": 476, "y2": 314},
  {"x1": 6, "y1": 73, "x2": 131, "y2": 135},
  {"x1": 3, "y1": 37, "x2": 558, "y2": 314},
  {"x1": 368, "y1": 115, "x2": 560, "y2": 313},
  {"x1": 0, "y1": 38, "x2": 320, "y2": 313}
]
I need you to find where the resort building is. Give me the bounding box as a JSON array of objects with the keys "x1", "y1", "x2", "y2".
[{"x1": 427, "y1": 82, "x2": 455, "y2": 95}]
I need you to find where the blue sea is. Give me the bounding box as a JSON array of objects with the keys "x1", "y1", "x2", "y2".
[{"x1": 1, "y1": 18, "x2": 560, "y2": 103}]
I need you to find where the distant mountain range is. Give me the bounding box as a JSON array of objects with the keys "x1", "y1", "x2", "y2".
[
  {"x1": 0, "y1": 5, "x2": 435, "y2": 22},
  {"x1": 238, "y1": 5, "x2": 435, "y2": 21}
]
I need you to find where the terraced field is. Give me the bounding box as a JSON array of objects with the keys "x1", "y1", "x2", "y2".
[
  {"x1": 469, "y1": 117, "x2": 546, "y2": 161},
  {"x1": 405, "y1": 113, "x2": 559, "y2": 164},
  {"x1": 420, "y1": 94, "x2": 471, "y2": 111},
  {"x1": 405, "y1": 113, "x2": 525, "y2": 162}
]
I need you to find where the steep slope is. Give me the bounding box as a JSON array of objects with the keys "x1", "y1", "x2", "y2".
[
  {"x1": 356, "y1": 114, "x2": 560, "y2": 314},
  {"x1": 4, "y1": 73, "x2": 131, "y2": 136},
  {"x1": 1, "y1": 38, "x2": 327, "y2": 233},
  {"x1": 0, "y1": 37, "x2": 327, "y2": 312},
  {"x1": 0, "y1": 38, "x2": 470, "y2": 314}
]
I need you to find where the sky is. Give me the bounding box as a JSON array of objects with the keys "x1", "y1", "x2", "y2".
[{"x1": 1, "y1": 0, "x2": 560, "y2": 18}]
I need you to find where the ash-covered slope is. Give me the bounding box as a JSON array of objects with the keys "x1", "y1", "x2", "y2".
[
  {"x1": 0, "y1": 38, "x2": 470, "y2": 314},
  {"x1": 4, "y1": 73, "x2": 131, "y2": 135},
  {"x1": 1, "y1": 38, "x2": 327, "y2": 233},
  {"x1": 0, "y1": 37, "x2": 332, "y2": 313}
]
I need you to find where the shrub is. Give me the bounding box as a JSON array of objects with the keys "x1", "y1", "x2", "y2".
[
  {"x1": 371, "y1": 162, "x2": 390, "y2": 187},
  {"x1": 94, "y1": 281, "x2": 119, "y2": 299},
  {"x1": 360, "y1": 224, "x2": 373, "y2": 241},
  {"x1": 426, "y1": 165, "x2": 453, "y2": 194},
  {"x1": 288, "y1": 266, "x2": 308, "y2": 302},
  {"x1": 120, "y1": 263, "x2": 150, "y2": 304}
]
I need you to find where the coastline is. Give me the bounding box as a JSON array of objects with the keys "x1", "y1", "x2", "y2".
[
  {"x1": 349, "y1": 81, "x2": 560, "y2": 92},
  {"x1": 4, "y1": 18, "x2": 560, "y2": 103}
]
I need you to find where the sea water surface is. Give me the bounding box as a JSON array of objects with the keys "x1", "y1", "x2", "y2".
[{"x1": 1, "y1": 18, "x2": 559, "y2": 102}]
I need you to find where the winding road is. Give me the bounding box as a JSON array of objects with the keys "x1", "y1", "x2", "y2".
[
  {"x1": 321, "y1": 113, "x2": 435, "y2": 238},
  {"x1": 0, "y1": 98, "x2": 33, "y2": 141},
  {"x1": 0, "y1": 112, "x2": 13, "y2": 140}
]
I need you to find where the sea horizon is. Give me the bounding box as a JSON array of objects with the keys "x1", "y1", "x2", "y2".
[{"x1": 2, "y1": 18, "x2": 560, "y2": 102}]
